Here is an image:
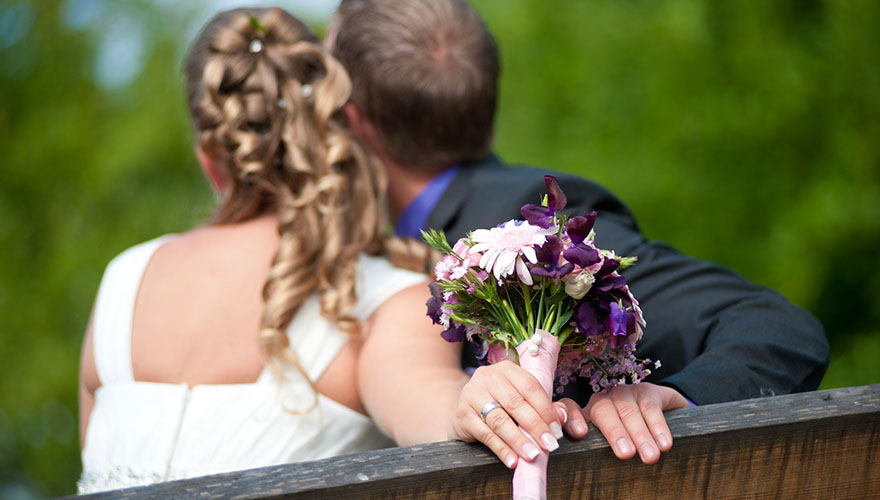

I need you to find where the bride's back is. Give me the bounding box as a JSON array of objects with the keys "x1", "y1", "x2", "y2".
[{"x1": 130, "y1": 217, "x2": 277, "y2": 387}]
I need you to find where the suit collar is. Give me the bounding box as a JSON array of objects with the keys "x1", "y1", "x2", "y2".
[{"x1": 425, "y1": 153, "x2": 505, "y2": 232}]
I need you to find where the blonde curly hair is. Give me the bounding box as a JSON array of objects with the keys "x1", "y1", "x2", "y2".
[{"x1": 184, "y1": 7, "x2": 399, "y2": 409}]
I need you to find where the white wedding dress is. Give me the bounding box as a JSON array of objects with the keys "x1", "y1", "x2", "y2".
[{"x1": 78, "y1": 235, "x2": 427, "y2": 494}]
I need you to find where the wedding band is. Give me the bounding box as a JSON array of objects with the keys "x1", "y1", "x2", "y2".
[{"x1": 480, "y1": 401, "x2": 503, "y2": 422}]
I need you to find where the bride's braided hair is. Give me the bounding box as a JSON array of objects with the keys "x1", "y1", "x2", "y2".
[{"x1": 184, "y1": 7, "x2": 389, "y2": 407}]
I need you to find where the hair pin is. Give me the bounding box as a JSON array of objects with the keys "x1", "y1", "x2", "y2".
[
  {"x1": 249, "y1": 39, "x2": 263, "y2": 54},
  {"x1": 301, "y1": 84, "x2": 313, "y2": 98}
]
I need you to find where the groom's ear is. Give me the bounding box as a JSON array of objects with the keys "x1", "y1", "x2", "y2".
[
  {"x1": 341, "y1": 103, "x2": 383, "y2": 154},
  {"x1": 324, "y1": 15, "x2": 339, "y2": 52},
  {"x1": 340, "y1": 102, "x2": 363, "y2": 133},
  {"x1": 195, "y1": 145, "x2": 228, "y2": 193}
]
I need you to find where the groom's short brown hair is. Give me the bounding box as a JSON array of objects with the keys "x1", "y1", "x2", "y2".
[{"x1": 331, "y1": 0, "x2": 499, "y2": 168}]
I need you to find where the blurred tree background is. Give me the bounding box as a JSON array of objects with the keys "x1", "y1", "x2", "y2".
[{"x1": 1, "y1": 0, "x2": 877, "y2": 497}]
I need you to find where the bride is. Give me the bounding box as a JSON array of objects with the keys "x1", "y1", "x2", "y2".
[
  {"x1": 78, "y1": 7, "x2": 568, "y2": 493},
  {"x1": 77, "y1": 7, "x2": 436, "y2": 492}
]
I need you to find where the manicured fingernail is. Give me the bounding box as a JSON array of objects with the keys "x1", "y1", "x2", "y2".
[
  {"x1": 616, "y1": 438, "x2": 633, "y2": 456},
  {"x1": 571, "y1": 421, "x2": 587, "y2": 436},
  {"x1": 550, "y1": 421, "x2": 563, "y2": 440},
  {"x1": 541, "y1": 433, "x2": 559, "y2": 452},
  {"x1": 640, "y1": 442, "x2": 658, "y2": 460},
  {"x1": 657, "y1": 433, "x2": 671, "y2": 449},
  {"x1": 523, "y1": 443, "x2": 540, "y2": 460},
  {"x1": 504, "y1": 454, "x2": 517, "y2": 468}
]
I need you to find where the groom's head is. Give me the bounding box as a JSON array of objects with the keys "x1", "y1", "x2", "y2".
[{"x1": 330, "y1": 0, "x2": 499, "y2": 169}]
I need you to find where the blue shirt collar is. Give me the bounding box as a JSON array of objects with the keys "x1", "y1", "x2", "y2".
[{"x1": 394, "y1": 166, "x2": 460, "y2": 238}]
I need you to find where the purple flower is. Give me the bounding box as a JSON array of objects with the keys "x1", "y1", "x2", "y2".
[
  {"x1": 563, "y1": 243, "x2": 600, "y2": 269},
  {"x1": 609, "y1": 302, "x2": 635, "y2": 349},
  {"x1": 598, "y1": 256, "x2": 620, "y2": 276},
  {"x1": 521, "y1": 176, "x2": 567, "y2": 229},
  {"x1": 441, "y1": 323, "x2": 467, "y2": 343},
  {"x1": 593, "y1": 257, "x2": 627, "y2": 293},
  {"x1": 609, "y1": 302, "x2": 631, "y2": 337},
  {"x1": 565, "y1": 212, "x2": 597, "y2": 244},
  {"x1": 575, "y1": 301, "x2": 607, "y2": 337},
  {"x1": 530, "y1": 235, "x2": 574, "y2": 280},
  {"x1": 520, "y1": 205, "x2": 553, "y2": 229},
  {"x1": 473, "y1": 335, "x2": 489, "y2": 361},
  {"x1": 596, "y1": 272, "x2": 627, "y2": 293},
  {"x1": 534, "y1": 234, "x2": 562, "y2": 264},
  {"x1": 426, "y1": 282, "x2": 444, "y2": 325}
]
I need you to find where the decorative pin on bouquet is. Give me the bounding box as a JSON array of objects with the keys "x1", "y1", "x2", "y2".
[{"x1": 423, "y1": 176, "x2": 657, "y2": 500}]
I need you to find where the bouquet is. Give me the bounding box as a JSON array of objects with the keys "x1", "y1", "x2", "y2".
[{"x1": 423, "y1": 176, "x2": 657, "y2": 500}]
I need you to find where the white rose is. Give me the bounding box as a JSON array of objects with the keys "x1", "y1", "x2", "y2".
[{"x1": 563, "y1": 270, "x2": 595, "y2": 300}]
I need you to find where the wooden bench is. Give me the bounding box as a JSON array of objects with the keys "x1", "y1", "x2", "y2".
[{"x1": 69, "y1": 383, "x2": 880, "y2": 499}]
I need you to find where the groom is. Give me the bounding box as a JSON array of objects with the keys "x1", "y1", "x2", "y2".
[{"x1": 329, "y1": 0, "x2": 828, "y2": 462}]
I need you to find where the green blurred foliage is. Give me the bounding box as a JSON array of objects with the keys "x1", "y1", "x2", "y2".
[{"x1": 0, "y1": 0, "x2": 877, "y2": 496}]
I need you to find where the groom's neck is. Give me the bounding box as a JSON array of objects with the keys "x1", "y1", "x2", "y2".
[{"x1": 382, "y1": 157, "x2": 451, "y2": 222}]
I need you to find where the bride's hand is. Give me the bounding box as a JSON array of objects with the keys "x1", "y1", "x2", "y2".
[{"x1": 447, "y1": 360, "x2": 588, "y2": 468}]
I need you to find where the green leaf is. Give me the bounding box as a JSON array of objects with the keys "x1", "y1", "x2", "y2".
[
  {"x1": 617, "y1": 255, "x2": 639, "y2": 270},
  {"x1": 421, "y1": 228, "x2": 456, "y2": 256},
  {"x1": 448, "y1": 313, "x2": 479, "y2": 326},
  {"x1": 249, "y1": 15, "x2": 268, "y2": 34},
  {"x1": 558, "y1": 325, "x2": 575, "y2": 345},
  {"x1": 545, "y1": 290, "x2": 569, "y2": 305},
  {"x1": 554, "y1": 309, "x2": 574, "y2": 332}
]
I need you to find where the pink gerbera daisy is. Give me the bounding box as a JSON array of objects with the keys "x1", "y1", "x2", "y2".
[{"x1": 469, "y1": 220, "x2": 555, "y2": 285}]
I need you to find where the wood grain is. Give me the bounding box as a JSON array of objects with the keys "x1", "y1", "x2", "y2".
[{"x1": 67, "y1": 384, "x2": 880, "y2": 500}]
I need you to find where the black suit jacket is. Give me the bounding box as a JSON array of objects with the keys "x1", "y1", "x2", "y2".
[{"x1": 426, "y1": 155, "x2": 829, "y2": 406}]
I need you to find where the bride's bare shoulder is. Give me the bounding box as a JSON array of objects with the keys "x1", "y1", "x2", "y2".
[{"x1": 153, "y1": 216, "x2": 279, "y2": 269}]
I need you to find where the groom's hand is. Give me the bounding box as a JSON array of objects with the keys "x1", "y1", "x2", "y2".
[{"x1": 557, "y1": 383, "x2": 689, "y2": 464}]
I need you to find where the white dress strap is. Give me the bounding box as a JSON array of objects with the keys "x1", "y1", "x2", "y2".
[
  {"x1": 285, "y1": 254, "x2": 427, "y2": 382},
  {"x1": 350, "y1": 255, "x2": 429, "y2": 319},
  {"x1": 92, "y1": 235, "x2": 175, "y2": 386}
]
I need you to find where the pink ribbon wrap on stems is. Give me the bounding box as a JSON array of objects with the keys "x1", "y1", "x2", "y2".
[{"x1": 512, "y1": 329, "x2": 560, "y2": 500}]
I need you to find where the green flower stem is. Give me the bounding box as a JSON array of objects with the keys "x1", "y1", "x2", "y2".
[
  {"x1": 543, "y1": 302, "x2": 560, "y2": 334},
  {"x1": 537, "y1": 285, "x2": 546, "y2": 330},
  {"x1": 448, "y1": 312, "x2": 478, "y2": 326},
  {"x1": 503, "y1": 287, "x2": 520, "y2": 331},
  {"x1": 523, "y1": 285, "x2": 535, "y2": 335},
  {"x1": 591, "y1": 356, "x2": 611, "y2": 378},
  {"x1": 501, "y1": 298, "x2": 528, "y2": 340}
]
